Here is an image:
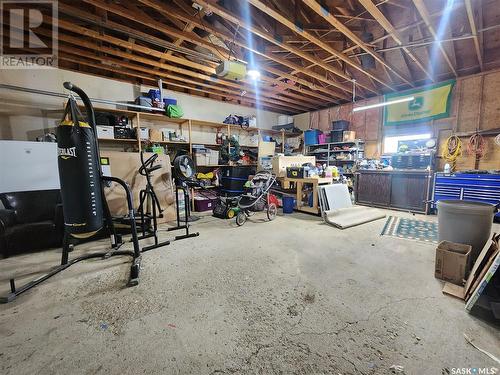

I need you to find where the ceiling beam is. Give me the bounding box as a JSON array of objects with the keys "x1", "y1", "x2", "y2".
[
  {"x1": 412, "y1": 0, "x2": 458, "y2": 76},
  {"x1": 87, "y1": 0, "x2": 349, "y2": 102},
  {"x1": 357, "y1": 0, "x2": 434, "y2": 82},
  {"x1": 57, "y1": 3, "x2": 328, "y2": 108},
  {"x1": 245, "y1": 0, "x2": 396, "y2": 92},
  {"x1": 193, "y1": 0, "x2": 367, "y2": 96},
  {"x1": 75, "y1": 1, "x2": 342, "y2": 106},
  {"x1": 464, "y1": 0, "x2": 484, "y2": 71},
  {"x1": 48, "y1": 20, "x2": 311, "y2": 111},
  {"x1": 302, "y1": 0, "x2": 413, "y2": 87}
]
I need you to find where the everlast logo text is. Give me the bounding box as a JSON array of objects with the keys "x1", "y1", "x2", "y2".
[{"x1": 58, "y1": 147, "x2": 77, "y2": 159}]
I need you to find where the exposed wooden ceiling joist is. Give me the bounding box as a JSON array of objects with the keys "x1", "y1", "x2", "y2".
[
  {"x1": 302, "y1": 0, "x2": 414, "y2": 87},
  {"x1": 464, "y1": 0, "x2": 484, "y2": 71},
  {"x1": 411, "y1": 0, "x2": 458, "y2": 76},
  {"x1": 357, "y1": 0, "x2": 434, "y2": 82},
  {"x1": 245, "y1": 0, "x2": 396, "y2": 92}
]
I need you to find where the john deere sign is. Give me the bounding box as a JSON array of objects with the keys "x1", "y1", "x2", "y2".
[{"x1": 384, "y1": 80, "x2": 455, "y2": 126}]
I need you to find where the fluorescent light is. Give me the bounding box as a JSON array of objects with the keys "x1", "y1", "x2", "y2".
[
  {"x1": 247, "y1": 69, "x2": 261, "y2": 80},
  {"x1": 352, "y1": 96, "x2": 415, "y2": 112}
]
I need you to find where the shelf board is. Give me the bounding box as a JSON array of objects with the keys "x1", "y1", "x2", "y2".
[
  {"x1": 98, "y1": 138, "x2": 137, "y2": 143},
  {"x1": 306, "y1": 140, "x2": 364, "y2": 147},
  {"x1": 137, "y1": 112, "x2": 187, "y2": 123},
  {"x1": 191, "y1": 120, "x2": 227, "y2": 128}
]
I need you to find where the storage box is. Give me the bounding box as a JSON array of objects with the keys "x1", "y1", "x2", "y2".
[
  {"x1": 287, "y1": 166, "x2": 305, "y2": 179},
  {"x1": 194, "y1": 197, "x2": 216, "y2": 212},
  {"x1": 139, "y1": 127, "x2": 149, "y2": 140},
  {"x1": 272, "y1": 155, "x2": 315, "y2": 178},
  {"x1": 150, "y1": 128, "x2": 163, "y2": 142},
  {"x1": 208, "y1": 150, "x2": 219, "y2": 166},
  {"x1": 435, "y1": 241, "x2": 472, "y2": 284},
  {"x1": 332, "y1": 120, "x2": 349, "y2": 131},
  {"x1": 195, "y1": 150, "x2": 209, "y2": 166},
  {"x1": 114, "y1": 127, "x2": 135, "y2": 140},
  {"x1": 343, "y1": 131, "x2": 356, "y2": 141},
  {"x1": 96, "y1": 125, "x2": 114, "y2": 139}
]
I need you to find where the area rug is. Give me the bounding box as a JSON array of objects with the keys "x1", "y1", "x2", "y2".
[{"x1": 380, "y1": 216, "x2": 438, "y2": 243}]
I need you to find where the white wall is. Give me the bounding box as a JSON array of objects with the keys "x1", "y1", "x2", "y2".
[{"x1": 0, "y1": 68, "x2": 281, "y2": 140}]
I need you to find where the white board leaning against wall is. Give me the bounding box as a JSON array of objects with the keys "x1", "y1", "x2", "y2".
[{"x1": 0, "y1": 141, "x2": 60, "y2": 193}]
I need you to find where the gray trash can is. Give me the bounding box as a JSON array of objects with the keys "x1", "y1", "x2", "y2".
[{"x1": 437, "y1": 200, "x2": 495, "y2": 264}]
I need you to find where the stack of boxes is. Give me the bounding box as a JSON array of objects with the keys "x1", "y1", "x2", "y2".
[{"x1": 194, "y1": 148, "x2": 220, "y2": 166}]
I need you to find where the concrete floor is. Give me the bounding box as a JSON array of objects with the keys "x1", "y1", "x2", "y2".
[{"x1": 0, "y1": 210, "x2": 499, "y2": 375}]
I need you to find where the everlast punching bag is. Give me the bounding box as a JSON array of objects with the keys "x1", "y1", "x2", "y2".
[{"x1": 57, "y1": 97, "x2": 103, "y2": 238}]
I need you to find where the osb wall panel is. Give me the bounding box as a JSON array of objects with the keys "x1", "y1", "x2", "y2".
[
  {"x1": 309, "y1": 97, "x2": 381, "y2": 142},
  {"x1": 307, "y1": 69, "x2": 500, "y2": 171},
  {"x1": 481, "y1": 73, "x2": 500, "y2": 130},
  {"x1": 457, "y1": 76, "x2": 482, "y2": 133}
]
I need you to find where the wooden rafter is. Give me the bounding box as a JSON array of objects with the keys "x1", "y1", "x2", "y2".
[
  {"x1": 412, "y1": 0, "x2": 458, "y2": 76},
  {"x1": 245, "y1": 0, "x2": 396, "y2": 92},
  {"x1": 75, "y1": 0, "x2": 345, "y2": 107},
  {"x1": 464, "y1": 0, "x2": 484, "y2": 71},
  {"x1": 84, "y1": 0, "x2": 349, "y2": 102},
  {"x1": 357, "y1": 0, "x2": 434, "y2": 82},
  {"x1": 193, "y1": 0, "x2": 372, "y2": 96},
  {"x1": 140, "y1": 0, "x2": 355, "y2": 98},
  {"x1": 302, "y1": 0, "x2": 413, "y2": 87},
  {"x1": 45, "y1": 20, "x2": 310, "y2": 112}
]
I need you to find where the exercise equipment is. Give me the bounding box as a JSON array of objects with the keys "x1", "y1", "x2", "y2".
[
  {"x1": 1, "y1": 82, "x2": 142, "y2": 303},
  {"x1": 168, "y1": 152, "x2": 200, "y2": 240},
  {"x1": 136, "y1": 152, "x2": 170, "y2": 252}
]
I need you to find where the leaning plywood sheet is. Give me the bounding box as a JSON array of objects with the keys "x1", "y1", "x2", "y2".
[
  {"x1": 465, "y1": 250, "x2": 500, "y2": 311},
  {"x1": 323, "y1": 206, "x2": 386, "y2": 229},
  {"x1": 320, "y1": 184, "x2": 352, "y2": 211},
  {"x1": 442, "y1": 234, "x2": 499, "y2": 301},
  {"x1": 101, "y1": 151, "x2": 176, "y2": 223}
]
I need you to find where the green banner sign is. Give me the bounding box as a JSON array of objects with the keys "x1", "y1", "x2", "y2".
[{"x1": 384, "y1": 80, "x2": 455, "y2": 126}]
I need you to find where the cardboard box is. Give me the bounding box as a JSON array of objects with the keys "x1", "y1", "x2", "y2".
[
  {"x1": 442, "y1": 234, "x2": 499, "y2": 300},
  {"x1": 435, "y1": 241, "x2": 471, "y2": 285},
  {"x1": 96, "y1": 125, "x2": 114, "y2": 139},
  {"x1": 139, "y1": 127, "x2": 149, "y2": 140},
  {"x1": 150, "y1": 128, "x2": 163, "y2": 142},
  {"x1": 343, "y1": 131, "x2": 356, "y2": 141},
  {"x1": 195, "y1": 150, "x2": 209, "y2": 166},
  {"x1": 272, "y1": 155, "x2": 315, "y2": 178},
  {"x1": 208, "y1": 150, "x2": 219, "y2": 165}
]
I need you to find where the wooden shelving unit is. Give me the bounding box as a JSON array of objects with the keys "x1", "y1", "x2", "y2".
[{"x1": 86, "y1": 105, "x2": 301, "y2": 168}]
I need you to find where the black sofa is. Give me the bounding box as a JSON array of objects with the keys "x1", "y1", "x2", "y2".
[{"x1": 0, "y1": 190, "x2": 64, "y2": 258}]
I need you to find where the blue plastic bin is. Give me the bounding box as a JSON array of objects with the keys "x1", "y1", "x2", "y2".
[
  {"x1": 163, "y1": 98, "x2": 177, "y2": 106},
  {"x1": 304, "y1": 129, "x2": 320, "y2": 145},
  {"x1": 282, "y1": 196, "x2": 295, "y2": 214}
]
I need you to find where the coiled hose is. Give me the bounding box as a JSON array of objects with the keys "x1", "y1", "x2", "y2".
[{"x1": 442, "y1": 135, "x2": 462, "y2": 171}]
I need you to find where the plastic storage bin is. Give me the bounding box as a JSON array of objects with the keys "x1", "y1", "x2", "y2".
[
  {"x1": 437, "y1": 200, "x2": 495, "y2": 263},
  {"x1": 304, "y1": 129, "x2": 320, "y2": 145}
]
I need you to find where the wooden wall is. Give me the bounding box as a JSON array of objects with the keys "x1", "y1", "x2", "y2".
[{"x1": 308, "y1": 69, "x2": 500, "y2": 171}]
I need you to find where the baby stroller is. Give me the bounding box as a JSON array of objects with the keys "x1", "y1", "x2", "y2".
[{"x1": 235, "y1": 170, "x2": 278, "y2": 226}]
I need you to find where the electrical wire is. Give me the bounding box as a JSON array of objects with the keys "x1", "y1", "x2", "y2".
[
  {"x1": 442, "y1": 135, "x2": 462, "y2": 171},
  {"x1": 467, "y1": 133, "x2": 486, "y2": 159}
]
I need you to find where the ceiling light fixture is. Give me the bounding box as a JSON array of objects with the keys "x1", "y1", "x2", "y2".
[
  {"x1": 247, "y1": 69, "x2": 261, "y2": 80},
  {"x1": 352, "y1": 96, "x2": 415, "y2": 112}
]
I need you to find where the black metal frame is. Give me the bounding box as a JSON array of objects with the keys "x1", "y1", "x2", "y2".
[
  {"x1": 167, "y1": 183, "x2": 199, "y2": 241},
  {"x1": 136, "y1": 152, "x2": 171, "y2": 252},
  {"x1": 0, "y1": 82, "x2": 142, "y2": 304}
]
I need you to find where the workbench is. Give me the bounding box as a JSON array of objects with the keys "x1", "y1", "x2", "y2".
[{"x1": 282, "y1": 176, "x2": 335, "y2": 214}]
